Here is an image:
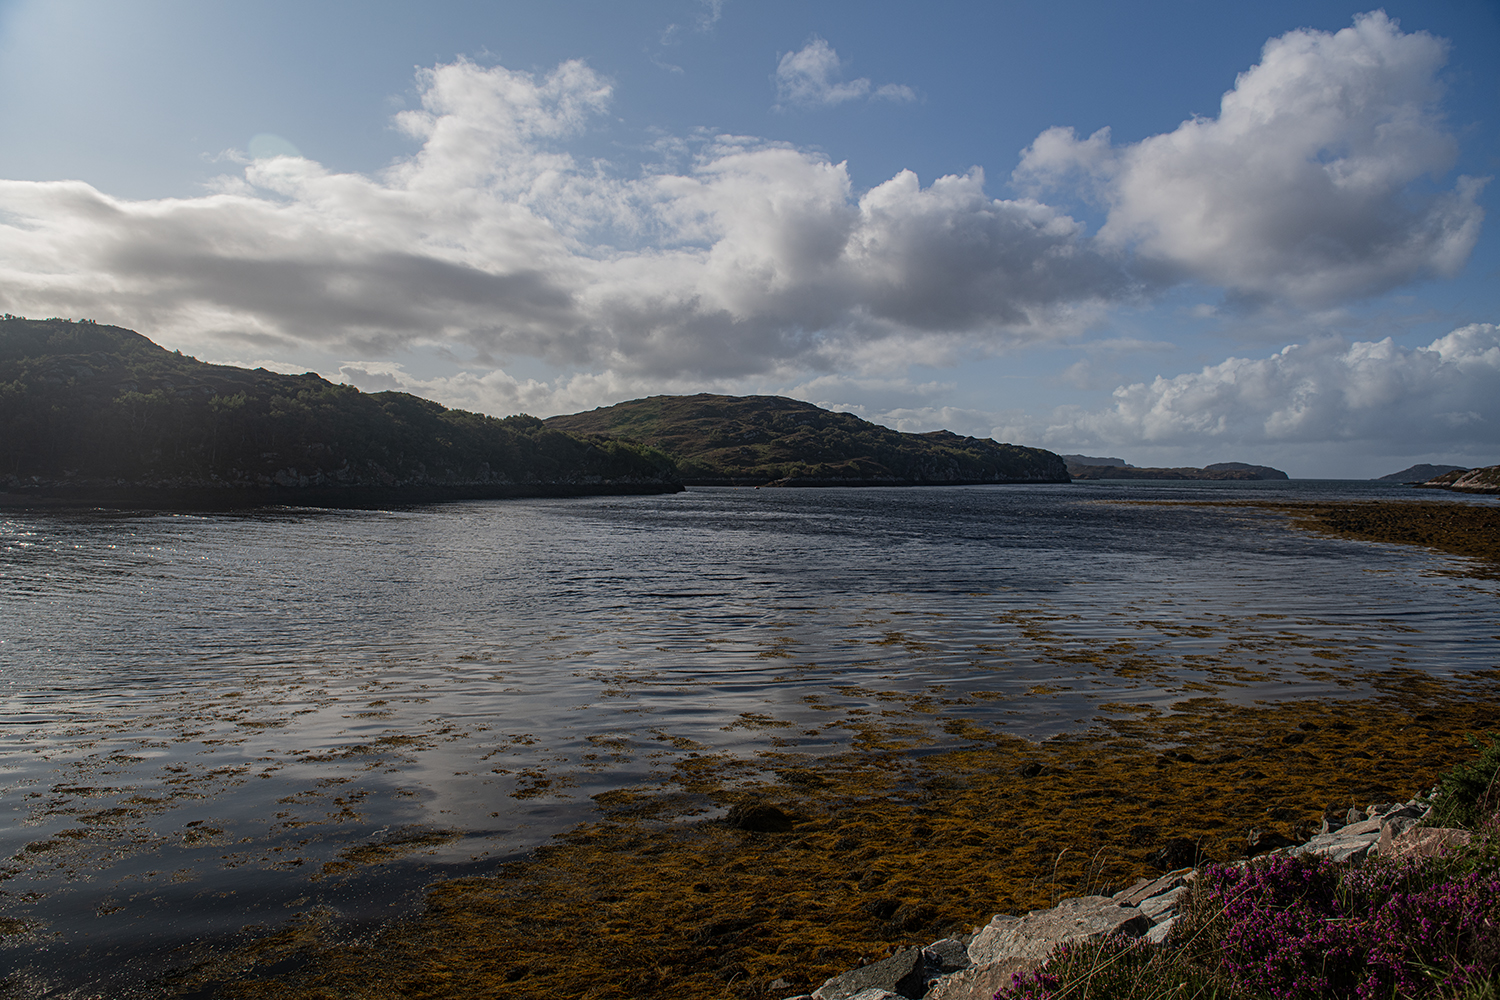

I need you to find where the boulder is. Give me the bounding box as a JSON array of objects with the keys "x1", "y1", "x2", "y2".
[
  {"x1": 811, "y1": 941, "x2": 968, "y2": 1000},
  {"x1": 967, "y1": 896, "x2": 1152, "y2": 967},
  {"x1": 924, "y1": 957, "x2": 1033, "y2": 1000}
]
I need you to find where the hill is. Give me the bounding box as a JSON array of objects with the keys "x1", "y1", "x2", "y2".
[
  {"x1": 1377, "y1": 463, "x2": 1467, "y2": 483},
  {"x1": 0, "y1": 317, "x2": 680, "y2": 506},
  {"x1": 1067, "y1": 460, "x2": 1288, "y2": 481},
  {"x1": 544, "y1": 394, "x2": 1068, "y2": 486}
]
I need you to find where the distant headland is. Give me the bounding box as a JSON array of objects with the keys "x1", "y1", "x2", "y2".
[
  {"x1": 543, "y1": 393, "x2": 1069, "y2": 487},
  {"x1": 1062, "y1": 455, "x2": 1288, "y2": 481}
]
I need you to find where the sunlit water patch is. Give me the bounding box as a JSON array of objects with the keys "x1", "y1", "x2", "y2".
[{"x1": 1, "y1": 481, "x2": 1496, "y2": 994}]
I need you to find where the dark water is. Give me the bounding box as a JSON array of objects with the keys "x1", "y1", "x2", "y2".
[{"x1": 1, "y1": 481, "x2": 1496, "y2": 994}]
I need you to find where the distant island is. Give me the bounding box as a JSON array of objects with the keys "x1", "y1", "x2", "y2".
[
  {"x1": 1376, "y1": 463, "x2": 1468, "y2": 483},
  {"x1": 1064, "y1": 456, "x2": 1288, "y2": 480},
  {"x1": 544, "y1": 393, "x2": 1069, "y2": 486},
  {"x1": 0, "y1": 318, "x2": 679, "y2": 507}
]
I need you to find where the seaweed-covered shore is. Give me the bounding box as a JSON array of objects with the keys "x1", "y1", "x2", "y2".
[{"x1": 157, "y1": 673, "x2": 1499, "y2": 1000}]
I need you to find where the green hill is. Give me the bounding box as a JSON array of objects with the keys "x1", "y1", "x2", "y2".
[
  {"x1": 0, "y1": 317, "x2": 679, "y2": 505},
  {"x1": 544, "y1": 393, "x2": 1068, "y2": 486}
]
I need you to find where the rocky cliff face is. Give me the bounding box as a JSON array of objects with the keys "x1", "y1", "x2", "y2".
[{"x1": 1420, "y1": 464, "x2": 1500, "y2": 494}]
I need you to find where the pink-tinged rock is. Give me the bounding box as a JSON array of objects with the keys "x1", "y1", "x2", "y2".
[
  {"x1": 967, "y1": 896, "x2": 1152, "y2": 967},
  {"x1": 924, "y1": 957, "x2": 1033, "y2": 1000},
  {"x1": 1112, "y1": 868, "x2": 1194, "y2": 907},
  {"x1": 1377, "y1": 826, "x2": 1472, "y2": 859}
]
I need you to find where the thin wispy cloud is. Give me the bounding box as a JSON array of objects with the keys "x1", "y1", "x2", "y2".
[{"x1": 772, "y1": 37, "x2": 916, "y2": 110}]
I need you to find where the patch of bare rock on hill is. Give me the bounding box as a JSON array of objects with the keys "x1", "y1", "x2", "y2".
[
  {"x1": 783, "y1": 798, "x2": 1468, "y2": 1000},
  {"x1": 1419, "y1": 464, "x2": 1500, "y2": 494}
]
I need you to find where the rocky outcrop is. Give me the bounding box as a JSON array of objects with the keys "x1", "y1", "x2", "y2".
[
  {"x1": 784, "y1": 796, "x2": 1471, "y2": 1000},
  {"x1": 1419, "y1": 464, "x2": 1500, "y2": 494}
]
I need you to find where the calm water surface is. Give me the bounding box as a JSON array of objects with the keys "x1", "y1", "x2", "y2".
[{"x1": 1, "y1": 481, "x2": 1497, "y2": 994}]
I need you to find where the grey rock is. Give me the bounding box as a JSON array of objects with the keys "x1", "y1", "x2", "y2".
[
  {"x1": 967, "y1": 896, "x2": 1152, "y2": 967},
  {"x1": 924, "y1": 958, "x2": 1033, "y2": 1000},
  {"x1": 922, "y1": 938, "x2": 971, "y2": 975},
  {"x1": 1143, "y1": 916, "x2": 1177, "y2": 944},
  {"x1": 813, "y1": 947, "x2": 924, "y2": 1000},
  {"x1": 1291, "y1": 819, "x2": 1380, "y2": 864},
  {"x1": 1113, "y1": 869, "x2": 1193, "y2": 907},
  {"x1": 1139, "y1": 885, "x2": 1188, "y2": 922},
  {"x1": 1346, "y1": 806, "x2": 1364, "y2": 825},
  {"x1": 847, "y1": 991, "x2": 904, "y2": 1000}
]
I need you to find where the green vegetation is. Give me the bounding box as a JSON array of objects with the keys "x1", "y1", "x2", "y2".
[
  {"x1": 544, "y1": 393, "x2": 1068, "y2": 485},
  {"x1": 0, "y1": 317, "x2": 678, "y2": 500}
]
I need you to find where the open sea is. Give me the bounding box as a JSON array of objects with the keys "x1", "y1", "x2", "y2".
[{"x1": 2, "y1": 480, "x2": 1497, "y2": 995}]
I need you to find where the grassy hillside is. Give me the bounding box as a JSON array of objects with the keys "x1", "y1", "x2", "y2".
[
  {"x1": 0, "y1": 317, "x2": 679, "y2": 499},
  {"x1": 544, "y1": 393, "x2": 1068, "y2": 485}
]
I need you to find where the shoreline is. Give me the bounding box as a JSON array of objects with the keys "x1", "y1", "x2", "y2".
[{"x1": 0, "y1": 481, "x2": 684, "y2": 510}]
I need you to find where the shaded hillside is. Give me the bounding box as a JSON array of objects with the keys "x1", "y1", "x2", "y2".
[
  {"x1": 0, "y1": 318, "x2": 679, "y2": 503},
  {"x1": 1376, "y1": 463, "x2": 1466, "y2": 483},
  {"x1": 544, "y1": 393, "x2": 1068, "y2": 485},
  {"x1": 1068, "y1": 461, "x2": 1287, "y2": 481}
]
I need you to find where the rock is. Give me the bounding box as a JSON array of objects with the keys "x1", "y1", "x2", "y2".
[
  {"x1": 812, "y1": 941, "x2": 965, "y2": 1000},
  {"x1": 1377, "y1": 826, "x2": 1472, "y2": 860},
  {"x1": 1143, "y1": 916, "x2": 1177, "y2": 944},
  {"x1": 812, "y1": 947, "x2": 924, "y2": 1000},
  {"x1": 725, "y1": 801, "x2": 795, "y2": 833},
  {"x1": 1112, "y1": 869, "x2": 1193, "y2": 907},
  {"x1": 1346, "y1": 806, "x2": 1364, "y2": 825},
  {"x1": 1138, "y1": 885, "x2": 1188, "y2": 922},
  {"x1": 1319, "y1": 811, "x2": 1345, "y2": 835},
  {"x1": 924, "y1": 958, "x2": 1032, "y2": 1000},
  {"x1": 967, "y1": 896, "x2": 1152, "y2": 967},
  {"x1": 1291, "y1": 815, "x2": 1383, "y2": 863},
  {"x1": 922, "y1": 938, "x2": 971, "y2": 975}
]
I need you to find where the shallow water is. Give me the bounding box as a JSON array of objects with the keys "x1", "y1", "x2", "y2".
[{"x1": 1, "y1": 480, "x2": 1497, "y2": 994}]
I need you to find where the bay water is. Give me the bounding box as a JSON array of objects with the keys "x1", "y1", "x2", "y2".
[{"x1": 2, "y1": 481, "x2": 1496, "y2": 994}]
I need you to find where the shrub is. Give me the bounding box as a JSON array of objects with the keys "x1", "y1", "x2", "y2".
[
  {"x1": 1426, "y1": 733, "x2": 1500, "y2": 831},
  {"x1": 1175, "y1": 853, "x2": 1500, "y2": 1000}
]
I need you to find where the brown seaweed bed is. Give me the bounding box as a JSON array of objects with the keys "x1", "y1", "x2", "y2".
[{"x1": 5, "y1": 497, "x2": 1499, "y2": 1000}]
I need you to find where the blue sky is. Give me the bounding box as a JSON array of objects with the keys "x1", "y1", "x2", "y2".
[{"x1": 1, "y1": 0, "x2": 1497, "y2": 477}]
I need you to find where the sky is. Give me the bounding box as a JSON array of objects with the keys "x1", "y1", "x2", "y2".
[{"x1": 0, "y1": 0, "x2": 1497, "y2": 478}]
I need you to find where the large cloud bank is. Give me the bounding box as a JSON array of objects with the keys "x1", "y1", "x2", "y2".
[
  {"x1": 1032, "y1": 323, "x2": 1500, "y2": 458},
  {"x1": 1016, "y1": 11, "x2": 1482, "y2": 307},
  {"x1": 0, "y1": 12, "x2": 1480, "y2": 387}
]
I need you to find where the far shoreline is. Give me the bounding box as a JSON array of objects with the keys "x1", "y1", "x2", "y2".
[{"x1": 0, "y1": 481, "x2": 685, "y2": 511}]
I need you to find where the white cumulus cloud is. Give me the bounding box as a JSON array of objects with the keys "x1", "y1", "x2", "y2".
[{"x1": 1016, "y1": 11, "x2": 1485, "y2": 307}]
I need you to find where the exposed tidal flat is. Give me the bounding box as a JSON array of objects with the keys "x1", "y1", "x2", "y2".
[{"x1": 1, "y1": 481, "x2": 1498, "y2": 998}]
